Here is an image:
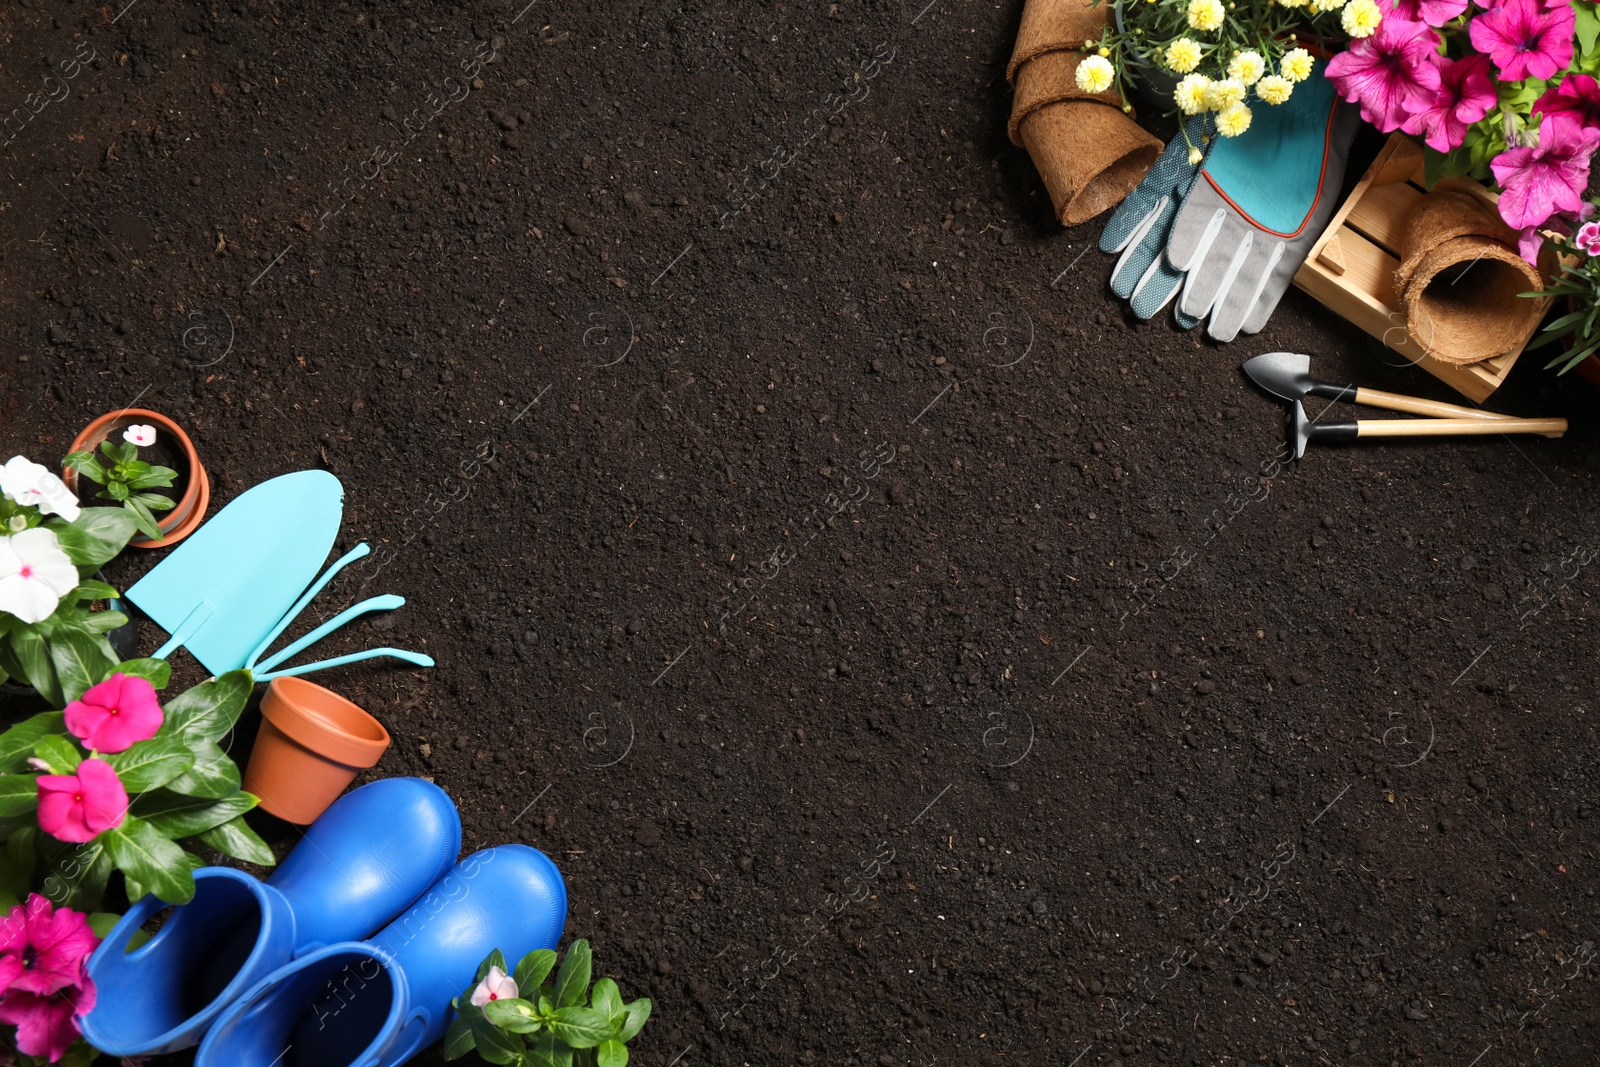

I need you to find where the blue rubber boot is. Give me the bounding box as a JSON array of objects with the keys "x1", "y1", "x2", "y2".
[
  {"x1": 80, "y1": 777, "x2": 461, "y2": 1058},
  {"x1": 195, "y1": 845, "x2": 568, "y2": 1067}
]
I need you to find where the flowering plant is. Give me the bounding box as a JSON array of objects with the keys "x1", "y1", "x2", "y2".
[
  {"x1": 0, "y1": 456, "x2": 138, "y2": 708},
  {"x1": 62, "y1": 426, "x2": 178, "y2": 543},
  {"x1": 1083, "y1": 0, "x2": 1377, "y2": 146},
  {"x1": 1525, "y1": 204, "x2": 1600, "y2": 370},
  {"x1": 0, "y1": 894, "x2": 101, "y2": 1064},
  {"x1": 445, "y1": 940, "x2": 652, "y2": 1067},
  {"x1": 0, "y1": 669, "x2": 269, "y2": 914},
  {"x1": 1326, "y1": 0, "x2": 1600, "y2": 259}
]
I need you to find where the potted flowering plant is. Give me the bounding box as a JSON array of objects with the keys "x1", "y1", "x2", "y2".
[
  {"x1": 1079, "y1": 0, "x2": 1378, "y2": 145},
  {"x1": 0, "y1": 457, "x2": 137, "y2": 707},
  {"x1": 1524, "y1": 204, "x2": 1600, "y2": 375},
  {"x1": 0, "y1": 668, "x2": 266, "y2": 1063},
  {"x1": 445, "y1": 940, "x2": 652, "y2": 1067},
  {"x1": 1325, "y1": 0, "x2": 1600, "y2": 261},
  {"x1": 62, "y1": 432, "x2": 180, "y2": 544},
  {"x1": 61, "y1": 411, "x2": 209, "y2": 550}
]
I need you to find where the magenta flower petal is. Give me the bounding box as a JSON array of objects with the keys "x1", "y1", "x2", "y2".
[
  {"x1": 0, "y1": 896, "x2": 99, "y2": 997},
  {"x1": 1492, "y1": 115, "x2": 1600, "y2": 230},
  {"x1": 1534, "y1": 74, "x2": 1600, "y2": 130},
  {"x1": 1470, "y1": 0, "x2": 1574, "y2": 82},
  {"x1": 63, "y1": 673, "x2": 163, "y2": 754},
  {"x1": 36, "y1": 760, "x2": 128, "y2": 844},
  {"x1": 1401, "y1": 54, "x2": 1497, "y2": 152},
  {"x1": 1326, "y1": 16, "x2": 1442, "y2": 132},
  {"x1": 0, "y1": 988, "x2": 90, "y2": 1063},
  {"x1": 1388, "y1": 0, "x2": 1469, "y2": 26}
]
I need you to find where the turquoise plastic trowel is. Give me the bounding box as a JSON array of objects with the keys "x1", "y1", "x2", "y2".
[{"x1": 126, "y1": 470, "x2": 434, "y2": 680}]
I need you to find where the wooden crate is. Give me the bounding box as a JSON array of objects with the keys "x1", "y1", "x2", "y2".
[{"x1": 1292, "y1": 132, "x2": 1540, "y2": 403}]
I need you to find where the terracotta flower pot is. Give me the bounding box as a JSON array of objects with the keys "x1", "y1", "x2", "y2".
[
  {"x1": 61, "y1": 408, "x2": 210, "y2": 550},
  {"x1": 242, "y1": 677, "x2": 393, "y2": 825}
]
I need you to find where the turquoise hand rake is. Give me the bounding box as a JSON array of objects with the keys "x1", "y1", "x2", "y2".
[{"x1": 126, "y1": 470, "x2": 434, "y2": 680}]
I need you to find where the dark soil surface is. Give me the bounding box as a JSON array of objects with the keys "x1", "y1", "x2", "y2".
[{"x1": 5, "y1": 2, "x2": 1600, "y2": 1066}]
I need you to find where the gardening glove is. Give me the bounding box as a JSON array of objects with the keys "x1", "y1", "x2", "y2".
[
  {"x1": 1099, "y1": 114, "x2": 1215, "y2": 329},
  {"x1": 1166, "y1": 62, "x2": 1360, "y2": 341}
]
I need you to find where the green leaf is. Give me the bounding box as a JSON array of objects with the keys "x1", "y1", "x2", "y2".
[
  {"x1": 485, "y1": 998, "x2": 544, "y2": 1034},
  {"x1": 82, "y1": 610, "x2": 129, "y2": 635},
  {"x1": 0, "y1": 828, "x2": 35, "y2": 896},
  {"x1": 45, "y1": 841, "x2": 112, "y2": 913},
  {"x1": 195, "y1": 814, "x2": 275, "y2": 865},
  {"x1": 88, "y1": 911, "x2": 124, "y2": 938},
  {"x1": 50, "y1": 508, "x2": 137, "y2": 573},
  {"x1": 127, "y1": 466, "x2": 177, "y2": 490},
  {"x1": 554, "y1": 940, "x2": 592, "y2": 1009},
  {"x1": 0, "y1": 775, "x2": 40, "y2": 817},
  {"x1": 73, "y1": 580, "x2": 119, "y2": 601},
  {"x1": 133, "y1": 492, "x2": 175, "y2": 513},
  {"x1": 515, "y1": 948, "x2": 559, "y2": 994},
  {"x1": 546, "y1": 1006, "x2": 613, "y2": 1049},
  {"x1": 532, "y1": 1034, "x2": 574, "y2": 1067},
  {"x1": 469, "y1": 1016, "x2": 524, "y2": 1065},
  {"x1": 106, "y1": 735, "x2": 193, "y2": 791},
  {"x1": 442, "y1": 1015, "x2": 479, "y2": 1059},
  {"x1": 597, "y1": 1039, "x2": 629, "y2": 1067},
  {"x1": 162, "y1": 670, "x2": 253, "y2": 743},
  {"x1": 0, "y1": 713, "x2": 65, "y2": 774},
  {"x1": 617, "y1": 998, "x2": 651, "y2": 1043},
  {"x1": 63, "y1": 453, "x2": 106, "y2": 485},
  {"x1": 1578, "y1": 0, "x2": 1600, "y2": 56},
  {"x1": 10, "y1": 628, "x2": 61, "y2": 706},
  {"x1": 105, "y1": 817, "x2": 194, "y2": 904},
  {"x1": 33, "y1": 735, "x2": 83, "y2": 775},
  {"x1": 591, "y1": 977, "x2": 622, "y2": 1019},
  {"x1": 51, "y1": 627, "x2": 116, "y2": 703},
  {"x1": 476, "y1": 948, "x2": 509, "y2": 984},
  {"x1": 124, "y1": 496, "x2": 162, "y2": 541},
  {"x1": 163, "y1": 739, "x2": 240, "y2": 799},
  {"x1": 133, "y1": 790, "x2": 257, "y2": 838},
  {"x1": 114, "y1": 658, "x2": 172, "y2": 690}
]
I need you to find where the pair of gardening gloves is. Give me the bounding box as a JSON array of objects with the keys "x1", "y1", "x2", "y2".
[{"x1": 1100, "y1": 60, "x2": 1360, "y2": 342}]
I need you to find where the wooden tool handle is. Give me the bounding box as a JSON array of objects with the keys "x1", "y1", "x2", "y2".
[
  {"x1": 1357, "y1": 417, "x2": 1567, "y2": 439},
  {"x1": 1353, "y1": 387, "x2": 1511, "y2": 421}
]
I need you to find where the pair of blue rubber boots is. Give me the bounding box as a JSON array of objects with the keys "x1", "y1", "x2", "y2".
[{"x1": 78, "y1": 778, "x2": 567, "y2": 1066}]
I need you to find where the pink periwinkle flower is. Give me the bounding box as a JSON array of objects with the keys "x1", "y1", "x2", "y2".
[
  {"x1": 0, "y1": 895, "x2": 98, "y2": 998},
  {"x1": 1388, "y1": 0, "x2": 1469, "y2": 26},
  {"x1": 36, "y1": 759, "x2": 127, "y2": 844},
  {"x1": 470, "y1": 966, "x2": 518, "y2": 1007},
  {"x1": 1402, "y1": 55, "x2": 1497, "y2": 152},
  {"x1": 1326, "y1": 16, "x2": 1443, "y2": 132},
  {"x1": 1470, "y1": 0, "x2": 1575, "y2": 82},
  {"x1": 63, "y1": 673, "x2": 163, "y2": 755},
  {"x1": 1534, "y1": 74, "x2": 1600, "y2": 131}
]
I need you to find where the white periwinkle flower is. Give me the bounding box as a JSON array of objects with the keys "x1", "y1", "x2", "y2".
[
  {"x1": 0, "y1": 528, "x2": 79, "y2": 624},
  {"x1": 0, "y1": 456, "x2": 80, "y2": 522}
]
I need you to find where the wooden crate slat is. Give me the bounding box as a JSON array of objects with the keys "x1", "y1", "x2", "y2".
[{"x1": 1345, "y1": 179, "x2": 1423, "y2": 255}]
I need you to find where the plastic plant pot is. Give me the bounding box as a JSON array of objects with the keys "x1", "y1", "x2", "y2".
[
  {"x1": 242, "y1": 677, "x2": 392, "y2": 825},
  {"x1": 62, "y1": 408, "x2": 211, "y2": 550}
]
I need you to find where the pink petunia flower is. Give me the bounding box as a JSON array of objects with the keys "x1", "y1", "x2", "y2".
[
  {"x1": 470, "y1": 966, "x2": 518, "y2": 1007},
  {"x1": 1493, "y1": 115, "x2": 1600, "y2": 234},
  {"x1": 1388, "y1": 0, "x2": 1469, "y2": 27},
  {"x1": 1326, "y1": 16, "x2": 1442, "y2": 132},
  {"x1": 0, "y1": 981, "x2": 95, "y2": 1063},
  {"x1": 36, "y1": 759, "x2": 127, "y2": 844},
  {"x1": 0, "y1": 895, "x2": 98, "y2": 998},
  {"x1": 1402, "y1": 55, "x2": 1497, "y2": 152},
  {"x1": 1470, "y1": 0, "x2": 1574, "y2": 81},
  {"x1": 1575, "y1": 221, "x2": 1600, "y2": 254},
  {"x1": 64, "y1": 674, "x2": 163, "y2": 755},
  {"x1": 1534, "y1": 74, "x2": 1600, "y2": 130}
]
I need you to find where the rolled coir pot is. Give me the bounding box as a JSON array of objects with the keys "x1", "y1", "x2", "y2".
[
  {"x1": 1393, "y1": 182, "x2": 1549, "y2": 365},
  {"x1": 1007, "y1": 0, "x2": 1161, "y2": 226}
]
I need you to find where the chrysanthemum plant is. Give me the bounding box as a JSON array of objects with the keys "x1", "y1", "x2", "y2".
[
  {"x1": 445, "y1": 940, "x2": 652, "y2": 1067},
  {"x1": 1080, "y1": 0, "x2": 1374, "y2": 148}
]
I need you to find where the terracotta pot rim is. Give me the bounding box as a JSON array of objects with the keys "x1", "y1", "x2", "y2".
[
  {"x1": 61, "y1": 408, "x2": 209, "y2": 549},
  {"x1": 260, "y1": 677, "x2": 391, "y2": 769}
]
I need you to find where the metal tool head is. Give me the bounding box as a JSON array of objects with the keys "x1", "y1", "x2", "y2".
[
  {"x1": 1242, "y1": 352, "x2": 1316, "y2": 404},
  {"x1": 1291, "y1": 400, "x2": 1313, "y2": 461}
]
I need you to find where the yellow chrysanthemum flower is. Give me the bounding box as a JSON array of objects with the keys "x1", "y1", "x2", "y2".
[
  {"x1": 1227, "y1": 50, "x2": 1265, "y2": 86},
  {"x1": 1281, "y1": 47, "x2": 1314, "y2": 82},
  {"x1": 1174, "y1": 73, "x2": 1212, "y2": 115},
  {"x1": 1187, "y1": 0, "x2": 1226, "y2": 32},
  {"x1": 1075, "y1": 54, "x2": 1116, "y2": 94},
  {"x1": 1166, "y1": 37, "x2": 1204, "y2": 73},
  {"x1": 1342, "y1": 0, "x2": 1381, "y2": 36},
  {"x1": 1255, "y1": 74, "x2": 1293, "y2": 104},
  {"x1": 1187, "y1": 145, "x2": 1204, "y2": 165},
  {"x1": 1216, "y1": 103, "x2": 1253, "y2": 138},
  {"x1": 1204, "y1": 77, "x2": 1247, "y2": 111}
]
